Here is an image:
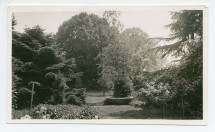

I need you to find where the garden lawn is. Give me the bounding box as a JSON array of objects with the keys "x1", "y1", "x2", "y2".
[
  {"x1": 85, "y1": 90, "x2": 112, "y2": 106},
  {"x1": 86, "y1": 96, "x2": 109, "y2": 106},
  {"x1": 94, "y1": 105, "x2": 143, "y2": 119},
  {"x1": 86, "y1": 93, "x2": 183, "y2": 119},
  {"x1": 94, "y1": 105, "x2": 183, "y2": 119}
]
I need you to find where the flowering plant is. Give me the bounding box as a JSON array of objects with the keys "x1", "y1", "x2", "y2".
[
  {"x1": 20, "y1": 114, "x2": 31, "y2": 120},
  {"x1": 32, "y1": 104, "x2": 100, "y2": 119}
]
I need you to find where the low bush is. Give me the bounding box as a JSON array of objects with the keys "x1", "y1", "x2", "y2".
[{"x1": 32, "y1": 104, "x2": 99, "y2": 119}]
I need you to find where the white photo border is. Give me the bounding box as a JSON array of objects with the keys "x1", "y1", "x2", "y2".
[{"x1": 7, "y1": 5, "x2": 208, "y2": 125}]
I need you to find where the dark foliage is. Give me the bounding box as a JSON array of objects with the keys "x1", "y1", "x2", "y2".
[
  {"x1": 56, "y1": 12, "x2": 119, "y2": 90},
  {"x1": 12, "y1": 39, "x2": 37, "y2": 62},
  {"x1": 12, "y1": 23, "x2": 86, "y2": 109},
  {"x1": 113, "y1": 80, "x2": 131, "y2": 98},
  {"x1": 35, "y1": 47, "x2": 59, "y2": 67},
  {"x1": 65, "y1": 88, "x2": 86, "y2": 106}
]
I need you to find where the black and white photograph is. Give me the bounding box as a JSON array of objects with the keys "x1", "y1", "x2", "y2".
[{"x1": 8, "y1": 5, "x2": 208, "y2": 124}]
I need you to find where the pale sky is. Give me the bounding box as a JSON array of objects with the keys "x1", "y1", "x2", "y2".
[{"x1": 13, "y1": 8, "x2": 177, "y2": 39}]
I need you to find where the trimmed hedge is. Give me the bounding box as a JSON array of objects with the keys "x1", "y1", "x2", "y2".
[{"x1": 104, "y1": 97, "x2": 133, "y2": 105}]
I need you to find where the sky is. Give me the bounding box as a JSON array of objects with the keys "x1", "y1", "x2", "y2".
[{"x1": 13, "y1": 7, "x2": 178, "y2": 39}]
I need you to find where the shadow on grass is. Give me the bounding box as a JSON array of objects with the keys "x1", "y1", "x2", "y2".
[
  {"x1": 87, "y1": 101, "x2": 104, "y2": 106},
  {"x1": 108, "y1": 110, "x2": 149, "y2": 119},
  {"x1": 105, "y1": 107, "x2": 184, "y2": 119}
]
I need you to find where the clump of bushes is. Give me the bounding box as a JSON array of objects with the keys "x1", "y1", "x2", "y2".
[{"x1": 32, "y1": 104, "x2": 99, "y2": 119}]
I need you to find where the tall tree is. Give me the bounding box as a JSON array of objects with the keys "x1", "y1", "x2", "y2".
[
  {"x1": 12, "y1": 13, "x2": 17, "y2": 30},
  {"x1": 157, "y1": 10, "x2": 203, "y2": 118},
  {"x1": 12, "y1": 25, "x2": 58, "y2": 109},
  {"x1": 158, "y1": 10, "x2": 203, "y2": 58},
  {"x1": 103, "y1": 11, "x2": 123, "y2": 31},
  {"x1": 119, "y1": 28, "x2": 161, "y2": 72},
  {"x1": 98, "y1": 28, "x2": 160, "y2": 97},
  {"x1": 12, "y1": 17, "x2": 86, "y2": 109},
  {"x1": 56, "y1": 12, "x2": 119, "y2": 90}
]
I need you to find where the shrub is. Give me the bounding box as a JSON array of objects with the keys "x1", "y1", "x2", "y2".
[
  {"x1": 47, "y1": 94, "x2": 63, "y2": 105},
  {"x1": 137, "y1": 81, "x2": 175, "y2": 108},
  {"x1": 65, "y1": 88, "x2": 86, "y2": 105},
  {"x1": 44, "y1": 72, "x2": 56, "y2": 85},
  {"x1": 35, "y1": 47, "x2": 59, "y2": 67},
  {"x1": 17, "y1": 88, "x2": 31, "y2": 109},
  {"x1": 113, "y1": 80, "x2": 131, "y2": 98},
  {"x1": 66, "y1": 95, "x2": 81, "y2": 105},
  {"x1": 32, "y1": 104, "x2": 99, "y2": 119}
]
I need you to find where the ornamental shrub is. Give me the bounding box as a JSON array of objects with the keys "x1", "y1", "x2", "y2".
[
  {"x1": 44, "y1": 72, "x2": 56, "y2": 85},
  {"x1": 32, "y1": 104, "x2": 99, "y2": 119},
  {"x1": 113, "y1": 80, "x2": 131, "y2": 98},
  {"x1": 65, "y1": 88, "x2": 86, "y2": 105}
]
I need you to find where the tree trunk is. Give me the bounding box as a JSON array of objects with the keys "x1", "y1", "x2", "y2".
[{"x1": 191, "y1": 33, "x2": 194, "y2": 39}]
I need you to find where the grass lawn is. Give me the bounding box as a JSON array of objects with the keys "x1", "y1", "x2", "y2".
[
  {"x1": 86, "y1": 96, "x2": 109, "y2": 106},
  {"x1": 94, "y1": 105, "x2": 183, "y2": 119},
  {"x1": 86, "y1": 93, "x2": 183, "y2": 119},
  {"x1": 86, "y1": 90, "x2": 113, "y2": 97},
  {"x1": 85, "y1": 90, "x2": 112, "y2": 106},
  {"x1": 85, "y1": 91, "x2": 183, "y2": 119},
  {"x1": 94, "y1": 105, "x2": 142, "y2": 119}
]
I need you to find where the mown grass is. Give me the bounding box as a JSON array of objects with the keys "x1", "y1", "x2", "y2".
[
  {"x1": 94, "y1": 105, "x2": 183, "y2": 119},
  {"x1": 86, "y1": 90, "x2": 113, "y2": 97},
  {"x1": 86, "y1": 90, "x2": 184, "y2": 119},
  {"x1": 86, "y1": 96, "x2": 108, "y2": 106}
]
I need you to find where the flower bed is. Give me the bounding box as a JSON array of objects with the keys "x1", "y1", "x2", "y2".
[
  {"x1": 31, "y1": 104, "x2": 100, "y2": 119},
  {"x1": 104, "y1": 97, "x2": 133, "y2": 105}
]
